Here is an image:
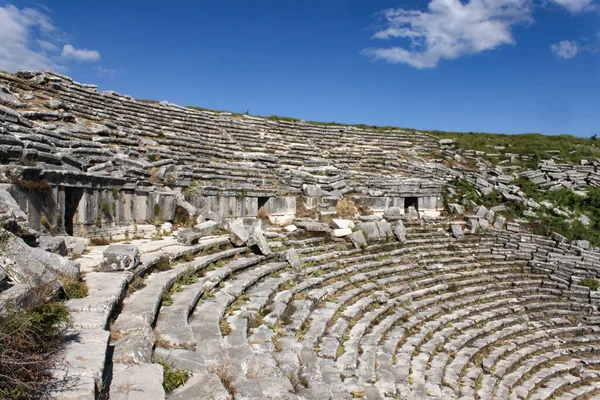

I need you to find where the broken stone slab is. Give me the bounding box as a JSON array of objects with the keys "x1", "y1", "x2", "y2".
[
  {"x1": 38, "y1": 236, "x2": 67, "y2": 256},
  {"x1": 475, "y1": 205, "x2": 488, "y2": 218},
  {"x1": 394, "y1": 220, "x2": 407, "y2": 243},
  {"x1": 294, "y1": 220, "x2": 331, "y2": 232},
  {"x1": 448, "y1": 203, "x2": 465, "y2": 215},
  {"x1": 64, "y1": 236, "x2": 87, "y2": 256},
  {"x1": 98, "y1": 244, "x2": 141, "y2": 272},
  {"x1": 574, "y1": 240, "x2": 590, "y2": 250},
  {"x1": 112, "y1": 327, "x2": 155, "y2": 365},
  {"x1": 193, "y1": 220, "x2": 218, "y2": 237},
  {"x1": 376, "y1": 220, "x2": 393, "y2": 238},
  {"x1": 332, "y1": 228, "x2": 352, "y2": 238},
  {"x1": 451, "y1": 224, "x2": 465, "y2": 239},
  {"x1": 348, "y1": 230, "x2": 367, "y2": 249},
  {"x1": 303, "y1": 184, "x2": 324, "y2": 197},
  {"x1": 357, "y1": 221, "x2": 381, "y2": 240},
  {"x1": 284, "y1": 249, "x2": 302, "y2": 270},
  {"x1": 283, "y1": 224, "x2": 297, "y2": 233},
  {"x1": 228, "y1": 221, "x2": 249, "y2": 247},
  {"x1": 0, "y1": 186, "x2": 29, "y2": 232},
  {"x1": 331, "y1": 219, "x2": 355, "y2": 229},
  {"x1": 493, "y1": 215, "x2": 506, "y2": 229},
  {"x1": 177, "y1": 228, "x2": 203, "y2": 246},
  {"x1": 247, "y1": 231, "x2": 272, "y2": 255},
  {"x1": 551, "y1": 232, "x2": 567, "y2": 243},
  {"x1": 383, "y1": 207, "x2": 403, "y2": 221},
  {"x1": 0, "y1": 230, "x2": 79, "y2": 287}
]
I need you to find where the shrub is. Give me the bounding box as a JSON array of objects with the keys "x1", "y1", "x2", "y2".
[
  {"x1": 257, "y1": 208, "x2": 270, "y2": 223},
  {"x1": 173, "y1": 206, "x2": 193, "y2": 228},
  {"x1": 155, "y1": 255, "x2": 171, "y2": 271},
  {"x1": 336, "y1": 199, "x2": 358, "y2": 218},
  {"x1": 0, "y1": 301, "x2": 70, "y2": 399},
  {"x1": 62, "y1": 278, "x2": 89, "y2": 299},
  {"x1": 156, "y1": 359, "x2": 191, "y2": 393},
  {"x1": 580, "y1": 278, "x2": 599, "y2": 292},
  {"x1": 90, "y1": 236, "x2": 111, "y2": 246},
  {"x1": 9, "y1": 176, "x2": 52, "y2": 194}
]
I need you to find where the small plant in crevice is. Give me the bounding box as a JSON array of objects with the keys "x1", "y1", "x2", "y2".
[
  {"x1": 580, "y1": 278, "x2": 599, "y2": 292},
  {"x1": 156, "y1": 358, "x2": 191, "y2": 393}
]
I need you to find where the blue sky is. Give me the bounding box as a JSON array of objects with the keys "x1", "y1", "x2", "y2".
[{"x1": 0, "y1": 1, "x2": 599, "y2": 136}]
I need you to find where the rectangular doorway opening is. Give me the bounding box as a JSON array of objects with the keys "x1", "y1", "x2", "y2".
[
  {"x1": 405, "y1": 197, "x2": 418, "y2": 212},
  {"x1": 64, "y1": 188, "x2": 83, "y2": 236}
]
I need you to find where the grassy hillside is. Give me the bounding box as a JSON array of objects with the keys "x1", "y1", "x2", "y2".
[{"x1": 434, "y1": 131, "x2": 600, "y2": 165}]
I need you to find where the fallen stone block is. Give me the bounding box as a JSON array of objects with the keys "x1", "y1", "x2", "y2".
[
  {"x1": 229, "y1": 221, "x2": 249, "y2": 247},
  {"x1": 357, "y1": 221, "x2": 381, "y2": 240},
  {"x1": 332, "y1": 228, "x2": 352, "y2": 238},
  {"x1": 64, "y1": 236, "x2": 87, "y2": 256},
  {"x1": 247, "y1": 232, "x2": 271, "y2": 255},
  {"x1": 383, "y1": 207, "x2": 403, "y2": 221},
  {"x1": 376, "y1": 220, "x2": 393, "y2": 238},
  {"x1": 194, "y1": 220, "x2": 218, "y2": 237},
  {"x1": 349, "y1": 230, "x2": 367, "y2": 249},
  {"x1": 451, "y1": 224, "x2": 465, "y2": 239},
  {"x1": 177, "y1": 228, "x2": 204, "y2": 246},
  {"x1": 284, "y1": 249, "x2": 302, "y2": 270},
  {"x1": 98, "y1": 244, "x2": 140, "y2": 272},
  {"x1": 394, "y1": 220, "x2": 407, "y2": 243},
  {"x1": 331, "y1": 219, "x2": 355, "y2": 229},
  {"x1": 38, "y1": 235, "x2": 67, "y2": 256}
]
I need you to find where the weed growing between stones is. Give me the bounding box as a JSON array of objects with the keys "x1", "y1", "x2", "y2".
[
  {"x1": 61, "y1": 277, "x2": 89, "y2": 299},
  {"x1": 156, "y1": 358, "x2": 191, "y2": 393},
  {"x1": 0, "y1": 300, "x2": 70, "y2": 399},
  {"x1": 580, "y1": 278, "x2": 599, "y2": 291}
]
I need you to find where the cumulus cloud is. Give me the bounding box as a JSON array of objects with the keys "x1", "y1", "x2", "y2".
[
  {"x1": 61, "y1": 44, "x2": 100, "y2": 62},
  {"x1": 548, "y1": 0, "x2": 596, "y2": 13},
  {"x1": 362, "y1": 0, "x2": 534, "y2": 69},
  {"x1": 0, "y1": 4, "x2": 100, "y2": 72},
  {"x1": 551, "y1": 40, "x2": 580, "y2": 58}
]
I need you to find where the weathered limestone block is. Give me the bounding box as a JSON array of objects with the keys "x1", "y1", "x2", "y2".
[
  {"x1": 394, "y1": 220, "x2": 407, "y2": 243},
  {"x1": 64, "y1": 236, "x2": 87, "y2": 256},
  {"x1": 383, "y1": 207, "x2": 403, "y2": 221},
  {"x1": 451, "y1": 224, "x2": 465, "y2": 239},
  {"x1": 284, "y1": 249, "x2": 302, "y2": 270},
  {"x1": 229, "y1": 221, "x2": 249, "y2": 247},
  {"x1": 98, "y1": 244, "x2": 140, "y2": 272},
  {"x1": 194, "y1": 220, "x2": 218, "y2": 237},
  {"x1": 357, "y1": 221, "x2": 381, "y2": 240},
  {"x1": 331, "y1": 219, "x2": 355, "y2": 229},
  {"x1": 38, "y1": 236, "x2": 67, "y2": 256},
  {"x1": 0, "y1": 231, "x2": 79, "y2": 291},
  {"x1": 303, "y1": 184, "x2": 324, "y2": 197},
  {"x1": 404, "y1": 206, "x2": 419, "y2": 221},
  {"x1": 247, "y1": 231, "x2": 271, "y2": 255},
  {"x1": 493, "y1": 215, "x2": 506, "y2": 229},
  {"x1": 0, "y1": 186, "x2": 29, "y2": 232},
  {"x1": 376, "y1": 220, "x2": 393, "y2": 238},
  {"x1": 177, "y1": 228, "x2": 203, "y2": 246},
  {"x1": 294, "y1": 220, "x2": 331, "y2": 232},
  {"x1": 332, "y1": 228, "x2": 353, "y2": 238},
  {"x1": 112, "y1": 328, "x2": 155, "y2": 365}
]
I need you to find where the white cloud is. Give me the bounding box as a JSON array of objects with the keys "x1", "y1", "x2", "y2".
[
  {"x1": 362, "y1": 0, "x2": 534, "y2": 69},
  {"x1": 551, "y1": 40, "x2": 580, "y2": 58},
  {"x1": 61, "y1": 44, "x2": 100, "y2": 62},
  {"x1": 0, "y1": 5, "x2": 100, "y2": 72},
  {"x1": 548, "y1": 0, "x2": 596, "y2": 13},
  {"x1": 95, "y1": 66, "x2": 117, "y2": 76}
]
